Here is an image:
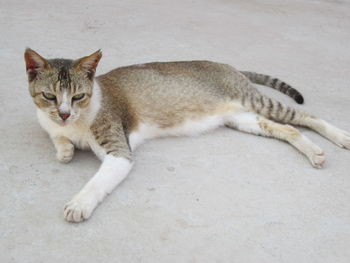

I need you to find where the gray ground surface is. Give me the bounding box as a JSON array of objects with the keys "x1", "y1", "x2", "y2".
[{"x1": 1, "y1": 0, "x2": 350, "y2": 262}]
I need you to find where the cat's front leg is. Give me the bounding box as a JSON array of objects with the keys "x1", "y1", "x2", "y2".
[
  {"x1": 64, "y1": 122, "x2": 133, "y2": 222},
  {"x1": 64, "y1": 155, "x2": 132, "y2": 222},
  {"x1": 52, "y1": 136, "x2": 75, "y2": 163}
]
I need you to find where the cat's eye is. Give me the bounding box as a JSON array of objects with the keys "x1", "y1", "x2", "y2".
[
  {"x1": 42, "y1": 92, "x2": 56, "y2": 101},
  {"x1": 72, "y1": 93, "x2": 85, "y2": 101}
]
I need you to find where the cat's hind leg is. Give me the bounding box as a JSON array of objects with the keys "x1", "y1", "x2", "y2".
[
  {"x1": 225, "y1": 112, "x2": 325, "y2": 168},
  {"x1": 289, "y1": 115, "x2": 350, "y2": 150},
  {"x1": 244, "y1": 94, "x2": 350, "y2": 150}
]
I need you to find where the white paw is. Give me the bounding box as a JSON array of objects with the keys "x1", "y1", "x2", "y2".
[
  {"x1": 64, "y1": 191, "x2": 98, "y2": 223},
  {"x1": 295, "y1": 136, "x2": 326, "y2": 168},
  {"x1": 305, "y1": 142, "x2": 325, "y2": 168},
  {"x1": 56, "y1": 144, "x2": 74, "y2": 163},
  {"x1": 334, "y1": 130, "x2": 350, "y2": 149},
  {"x1": 309, "y1": 150, "x2": 326, "y2": 169}
]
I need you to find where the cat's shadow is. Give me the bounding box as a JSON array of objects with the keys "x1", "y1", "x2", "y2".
[{"x1": 70, "y1": 149, "x2": 100, "y2": 167}]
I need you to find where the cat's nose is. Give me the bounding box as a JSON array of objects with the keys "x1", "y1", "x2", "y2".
[{"x1": 59, "y1": 113, "x2": 70, "y2": 121}]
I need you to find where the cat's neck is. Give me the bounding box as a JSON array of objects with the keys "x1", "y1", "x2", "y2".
[{"x1": 82, "y1": 80, "x2": 102, "y2": 126}]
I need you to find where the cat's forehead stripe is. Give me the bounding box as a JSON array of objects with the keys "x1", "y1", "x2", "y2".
[
  {"x1": 58, "y1": 66, "x2": 71, "y2": 91},
  {"x1": 48, "y1": 59, "x2": 74, "y2": 92}
]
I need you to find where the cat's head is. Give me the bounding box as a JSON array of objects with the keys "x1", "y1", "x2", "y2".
[{"x1": 24, "y1": 48, "x2": 102, "y2": 126}]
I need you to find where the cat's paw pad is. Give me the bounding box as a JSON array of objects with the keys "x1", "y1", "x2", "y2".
[
  {"x1": 56, "y1": 144, "x2": 74, "y2": 163},
  {"x1": 64, "y1": 194, "x2": 97, "y2": 223}
]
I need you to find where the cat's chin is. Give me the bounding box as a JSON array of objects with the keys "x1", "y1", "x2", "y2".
[
  {"x1": 57, "y1": 121, "x2": 68, "y2": 126},
  {"x1": 56, "y1": 119, "x2": 71, "y2": 127}
]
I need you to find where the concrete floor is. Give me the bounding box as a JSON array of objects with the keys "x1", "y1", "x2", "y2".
[{"x1": 1, "y1": 0, "x2": 350, "y2": 262}]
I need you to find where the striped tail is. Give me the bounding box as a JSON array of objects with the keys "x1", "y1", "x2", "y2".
[{"x1": 240, "y1": 71, "x2": 304, "y2": 104}]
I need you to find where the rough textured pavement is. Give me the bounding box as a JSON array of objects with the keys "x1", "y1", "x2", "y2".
[{"x1": 1, "y1": 1, "x2": 350, "y2": 262}]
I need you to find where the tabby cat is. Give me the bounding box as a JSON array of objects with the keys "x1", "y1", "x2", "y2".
[{"x1": 24, "y1": 49, "x2": 350, "y2": 223}]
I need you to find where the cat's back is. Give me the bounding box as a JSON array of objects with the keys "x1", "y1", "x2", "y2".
[
  {"x1": 99, "y1": 60, "x2": 234, "y2": 78},
  {"x1": 96, "y1": 60, "x2": 244, "y2": 95}
]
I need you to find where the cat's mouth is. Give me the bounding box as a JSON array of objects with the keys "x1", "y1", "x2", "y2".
[
  {"x1": 55, "y1": 115, "x2": 79, "y2": 126},
  {"x1": 57, "y1": 119, "x2": 70, "y2": 126},
  {"x1": 54, "y1": 117, "x2": 74, "y2": 126}
]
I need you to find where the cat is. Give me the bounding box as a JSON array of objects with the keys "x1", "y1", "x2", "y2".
[{"x1": 24, "y1": 48, "x2": 350, "y2": 223}]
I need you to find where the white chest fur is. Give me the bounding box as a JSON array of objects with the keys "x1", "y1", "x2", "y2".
[{"x1": 37, "y1": 109, "x2": 92, "y2": 150}]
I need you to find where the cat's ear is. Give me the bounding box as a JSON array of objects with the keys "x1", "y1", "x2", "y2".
[
  {"x1": 74, "y1": 50, "x2": 102, "y2": 80},
  {"x1": 24, "y1": 48, "x2": 50, "y2": 82}
]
